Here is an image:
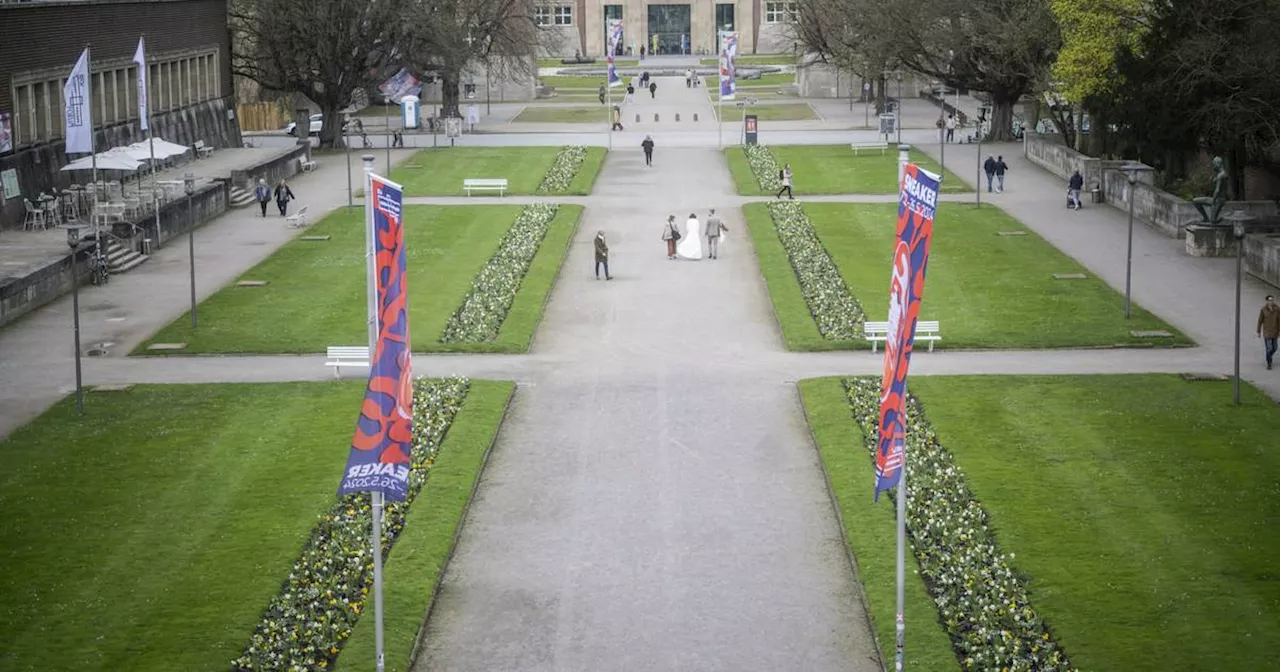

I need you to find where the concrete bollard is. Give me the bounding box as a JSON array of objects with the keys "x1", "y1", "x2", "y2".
[
  {"x1": 693, "y1": 113, "x2": 698, "y2": 122},
  {"x1": 654, "y1": 113, "x2": 660, "y2": 122},
  {"x1": 635, "y1": 114, "x2": 640, "y2": 123},
  {"x1": 675, "y1": 113, "x2": 680, "y2": 122}
]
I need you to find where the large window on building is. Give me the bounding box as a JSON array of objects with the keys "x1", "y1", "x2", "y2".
[
  {"x1": 764, "y1": 1, "x2": 797, "y2": 23},
  {"x1": 8, "y1": 49, "x2": 220, "y2": 148},
  {"x1": 554, "y1": 4, "x2": 573, "y2": 25},
  {"x1": 535, "y1": 4, "x2": 573, "y2": 26}
]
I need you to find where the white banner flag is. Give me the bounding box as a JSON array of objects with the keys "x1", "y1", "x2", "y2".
[
  {"x1": 133, "y1": 36, "x2": 149, "y2": 131},
  {"x1": 63, "y1": 47, "x2": 93, "y2": 154}
]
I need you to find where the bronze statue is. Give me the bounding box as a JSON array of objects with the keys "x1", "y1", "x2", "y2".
[{"x1": 1193, "y1": 156, "x2": 1228, "y2": 224}]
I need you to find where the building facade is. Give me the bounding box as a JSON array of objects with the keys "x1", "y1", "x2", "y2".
[
  {"x1": 536, "y1": 0, "x2": 797, "y2": 58},
  {"x1": 0, "y1": 0, "x2": 240, "y2": 230}
]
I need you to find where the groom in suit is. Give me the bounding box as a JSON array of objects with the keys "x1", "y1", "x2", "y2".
[{"x1": 705, "y1": 209, "x2": 728, "y2": 259}]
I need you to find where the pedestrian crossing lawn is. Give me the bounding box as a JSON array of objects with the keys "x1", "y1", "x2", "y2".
[
  {"x1": 905, "y1": 375, "x2": 1280, "y2": 671},
  {"x1": 725, "y1": 144, "x2": 969, "y2": 195},
  {"x1": 0, "y1": 380, "x2": 508, "y2": 671},
  {"x1": 744, "y1": 202, "x2": 1191, "y2": 349},
  {"x1": 388, "y1": 146, "x2": 606, "y2": 196},
  {"x1": 136, "y1": 205, "x2": 583, "y2": 354}
]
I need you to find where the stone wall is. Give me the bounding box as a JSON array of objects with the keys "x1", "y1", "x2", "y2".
[
  {"x1": 230, "y1": 144, "x2": 310, "y2": 191},
  {"x1": 1244, "y1": 233, "x2": 1280, "y2": 289},
  {"x1": 0, "y1": 249, "x2": 88, "y2": 328}
]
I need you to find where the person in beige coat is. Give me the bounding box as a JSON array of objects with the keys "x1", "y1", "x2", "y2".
[
  {"x1": 705, "y1": 209, "x2": 728, "y2": 259},
  {"x1": 661, "y1": 215, "x2": 679, "y2": 260}
]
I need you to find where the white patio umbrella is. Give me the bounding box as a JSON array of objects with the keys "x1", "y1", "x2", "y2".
[
  {"x1": 147, "y1": 138, "x2": 192, "y2": 158},
  {"x1": 61, "y1": 153, "x2": 142, "y2": 172}
]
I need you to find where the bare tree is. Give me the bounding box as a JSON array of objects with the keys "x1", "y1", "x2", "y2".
[{"x1": 230, "y1": 0, "x2": 405, "y2": 148}]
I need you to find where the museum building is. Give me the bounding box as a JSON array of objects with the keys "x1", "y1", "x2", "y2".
[{"x1": 535, "y1": 0, "x2": 797, "y2": 57}]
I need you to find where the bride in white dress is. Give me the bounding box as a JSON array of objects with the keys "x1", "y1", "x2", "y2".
[{"x1": 676, "y1": 213, "x2": 704, "y2": 260}]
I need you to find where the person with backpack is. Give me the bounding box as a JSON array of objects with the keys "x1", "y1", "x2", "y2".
[
  {"x1": 776, "y1": 164, "x2": 794, "y2": 200},
  {"x1": 594, "y1": 230, "x2": 612, "y2": 280},
  {"x1": 662, "y1": 215, "x2": 680, "y2": 260},
  {"x1": 641, "y1": 135, "x2": 655, "y2": 166},
  {"x1": 254, "y1": 178, "x2": 271, "y2": 217},
  {"x1": 1067, "y1": 170, "x2": 1084, "y2": 210},
  {"x1": 983, "y1": 156, "x2": 997, "y2": 193},
  {"x1": 994, "y1": 156, "x2": 1008, "y2": 193}
]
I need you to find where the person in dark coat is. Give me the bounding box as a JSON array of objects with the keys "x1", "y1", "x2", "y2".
[
  {"x1": 983, "y1": 156, "x2": 997, "y2": 193},
  {"x1": 274, "y1": 179, "x2": 295, "y2": 216},
  {"x1": 641, "y1": 135, "x2": 655, "y2": 166},
  {"x1": 994, "y1": 156, "x2": 1008, "y2": 192},
  {"x1": 1259, "y1": 294, "x2": 1280, "y2": 369},
  {"x1": 594, "y1": 231, "x2": 612, "y2": 280},
  {"x1": 649, "y1": 81, "x2": 657, "y2": 98},
  {"x1": 598, "y1": 82, "x2": 606, "y2": 105},
  {"x1": 1067, "y1": 170, "x2": 1084, "y2": 210}
]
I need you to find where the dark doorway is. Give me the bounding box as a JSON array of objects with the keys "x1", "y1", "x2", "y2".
[{"x1": 647, "y1": 4, "x2": 691, "y2": 55}]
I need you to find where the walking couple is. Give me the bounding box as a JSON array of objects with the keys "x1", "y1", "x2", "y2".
[
  {"x1": 255, "y1": 178, "x2": 296, "y2": 217},
  {"x1": 662, "y1": 210, "x2": 729, "y2": 260}
]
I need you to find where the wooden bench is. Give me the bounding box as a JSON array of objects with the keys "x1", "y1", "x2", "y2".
[
  {"x1": 286, "y1": 205, "x2": 309, "y2": 228},
  {"x1": 463, "y1": 178, "x2": 508, "y2": 196},
  {"x1": 850, "y1": 141, "x2": 889, "y2": 156},
  {"x1": 194, "y1": 140, "x2": 214, "y2": 159},
  {"x1": 863, "y1": 320, "x2": 942, "y2": 353},
  {"x1": 299, "y1": 157, "x2": 317, "y2": 172},
  {"x1": 325, "y1": 345, "x2": 370, "y2": 376}
]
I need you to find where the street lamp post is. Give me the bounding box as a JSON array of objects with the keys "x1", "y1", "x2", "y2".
[
  {"x1": 895, "y1": 71, "x2": 903, "y2": 145},
  {"x1": 66, "y1": 224, "x2": 85, "y2": 416},
  {"x1": 1224, "y1": 210, "x2": 1256, "y2": 405},
  {"x1": 344, "y1": 111, "x2": 353, "y2": 208},
  {"x1": 384, "y1": 95, "x2": 392, "y2": 173},
  {"x1": 1120, "y1": 162, "x2": 1153, "y2": 318},
  {"x1": 184, "y1": 174, "x2": 197, "y2": 328}
]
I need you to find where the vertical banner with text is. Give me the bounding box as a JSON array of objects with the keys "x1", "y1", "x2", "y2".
[
  {"x1": 718, "y1": 31, "x2": 738, "y2": 100},
  {"x1": 874, "y1": 164, "x2": 938, "y2": 500},
  {"x1": 338, "y1": 175, "x2": 414, "y2": 501},
  {"x1": 607, "y1": 19, "x2": 624, "y2": 87}
]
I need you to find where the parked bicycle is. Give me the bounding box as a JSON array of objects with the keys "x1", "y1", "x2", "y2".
[{"x1": 89, "y1": 243, "x2": 110, "y2": 286}]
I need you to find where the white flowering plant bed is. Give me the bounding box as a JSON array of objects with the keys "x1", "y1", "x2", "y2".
[
  {"x1": 766, "y1": 201, "x2": 866, "y2": 341},
  {"x1": 440, "y1": 204, "x2": 560, "y2": 343},
  {"x1": 842, "y1": 377, "x2": 1075, "y2": 672},
  {"x1": 232, "y1": 377, "x2": 470, "y2": 671},
  {"x1": 536, "y1": 145, "x2": 587, "y2": 192},
  {"x1": 743, "y1": 144, "x2": 783, "y2": 192}
]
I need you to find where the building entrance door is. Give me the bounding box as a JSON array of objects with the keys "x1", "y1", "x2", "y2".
[{"x1": 647, "y1": 4, "x2": 691, "y2": 55}]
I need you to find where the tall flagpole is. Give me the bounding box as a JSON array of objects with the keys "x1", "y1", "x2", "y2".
[
  {"x1": 141, "y1": 34, "x2": 159, "y2": 250},
  {"x1": 605, "y1": 21, "x2": 612, "y2": 151},
  {"x1": 894, "y1": 430, "x2": 907, "y2": 671},
  {"x1": 360, "y1": 154, "x2": 386, "y2": 672},
  {"x1": 87, "y1": 44, "x2": 99, "y2": 252}
]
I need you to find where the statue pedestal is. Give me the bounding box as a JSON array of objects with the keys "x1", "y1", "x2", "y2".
[{"x1": 1185, "y1": 223, "x2": 1239, "y2": 257}]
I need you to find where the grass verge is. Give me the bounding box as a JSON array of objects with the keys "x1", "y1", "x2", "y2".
[
  {"x1": 0, "y1": 381, "x2": 365, "y2": 671},
  {"x1": 724, "y1": 144, "x2": 967, "y2": 195},
  {"x1": 388, "y1": 146, "x2": 606, "y2": 195},
  {"x1": 700, "y1": 54, "x2": 796, "y2": 66},
  {"x1": 512, "y1": 106, "x2": 611, "y2": 124},
  {"x1": 713, "y1": 103, "x2": 815, "y2": 122},
  {"x1": 798, "y1": 378, "x2": 960, "y2": 670},
  {"x1": 908, "y1": 374, "x2": 1280, "y2": 670},
  {"x1": 336, "y1": 380, "x2": 515, "y2": 671},
  {"x1": 137, "y1": 205, "x2": 584, "y2": 354}
]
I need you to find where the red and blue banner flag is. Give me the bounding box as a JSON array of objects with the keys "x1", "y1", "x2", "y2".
[
  {"x1": 874, "y1": 163, "x2": 938, "y2": 500},
  {"x1": 718, "y1": 31, "x2": 738, "y2": 100},
  {"x1": 607, "y1": 19, "x2": 623, "y2": 87},
  {"x1": 338, "y1": 175, "x2": 414, "y2": 501}
]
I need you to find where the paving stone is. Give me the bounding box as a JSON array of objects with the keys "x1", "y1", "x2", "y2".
[
  {"x1": 299, "y1": 235, "x2": 331, "y2": 241},
  {"x1": 146, "y1": 343, "x2": 187, "y2": 350},
  {"x1": 997, "y1": 230, "x2": 1028, "y2": 236},
  {"x1": 93, "y1": 384, "x2": 135, "y2": 392},
  {"x1": 236, "y1": 280, "x2": 269, "y2": 287},
  {"x1": 1132, "y1": 330, "x2": 1174, "y2": 338},
  {"x1": 1180, "y1": 372, "x2": 1228, "y2": 381},
  {"x1": 1052, "y1": 273, "x2": 1087, "y2": 279}
]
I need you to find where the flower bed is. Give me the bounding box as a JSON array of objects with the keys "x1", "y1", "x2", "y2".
[
  {"x1": 744, "y1": 144, "x2": 783, "y2": 192},
  {"x1": 440, "y1": 203, "x2": 559, "y2": 343},
  {"x1": 766, "y1": 201, "x2": 865, "y2": 340},
  {"x1": 232, "y1": 377, "x2": 470, "y2": 671},
  {"x1": 536, "y1": 145, "x2": 587, "y2": 192},
  {"x1": 842, "y1": 377, "x2": 1075, "y2": 671}
]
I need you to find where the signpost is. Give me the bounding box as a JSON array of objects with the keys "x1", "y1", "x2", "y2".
[
  {"x1": 879, "y1": 113, "x2": 896, "y2": 141},
  {"x1": 744, "y1": 115, "x2": 758, "y2": 145}
]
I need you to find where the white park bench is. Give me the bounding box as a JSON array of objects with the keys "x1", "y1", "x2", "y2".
[
  {"x1": 194, "y1": 140, "x2": 214, "y2": 159},
  {"x1": 463, "y1": 178, "x2": 508, "y2": 196},
  {"x1": 286, "y1": 205, "x2": 309, "y2": 228},
  {"x1": 325, "y1": 345, "x2": 370, "y2": 377},
  {"x1": 299, "y1": 156, "x2": 317, "y2": 172},
  {"x1": 850, "y1": 141, "x2": 889, "y2": 155},
  {"x1": 863, "y1": 320, "x2": 942, "y2": 353}
]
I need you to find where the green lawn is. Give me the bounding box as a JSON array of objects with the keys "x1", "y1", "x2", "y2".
[
  {"x1": 337, "y1": 380, "x2": 514, "y2": 671},
  {"x1": 906, "y1": 374, "x2": 1280, "y2": 671},
  {"x1": 700, "y1": 54, "x2": 796, "y2": 66},
  {"x1": 708, "y1": 88, "x2": 797, "y2": 101},
  {"x1": 513, "y1": 106, "x2": 611, "y2": 124},
  {"x1": 714, "y1": 103, "x2": 816, "y2": 122},
  {"x1": 138, "y1": 205, "x2": 583, "y2": 354},
  {"x1": 734, "y1": 72, "x2": 794, "y2": 87},
  {"x1": 798, "y1": 378, "x2": 961, "y2": 670},
  {"x1": 725, "y1": 145, "x2": 968, "y2": 195},
  {"x1": 743, "y1": 202, "x2": 1188, "y2": 350},
  {"x1": 539, "y1": 75, "x2": 608, "y2": 88},
  {"x1": 0, "y1": 381, "x2": 367, "y2": 670},
  {"x1": 389, "y1": 146, "x2": 607, "y2": 196}
]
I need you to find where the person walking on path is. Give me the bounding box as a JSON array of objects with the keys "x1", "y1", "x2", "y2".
[
  {"x1": 983, "y1": 156, "x2": 997, "y2": 193},
  {"x1": 945, "y1": 114, "x2": 956, "y2": 142},
  {"x1": 994, "y1": 156, "x2": 1008, "y2": 193},
  {"x1": 641, "y1": 135, "x2": 655, "y2": 166},
  {"x1": 598, "y1": 83, "x2": 607, "y2": 105},
  {"x1": 706, "y1": 209, "x2": 728, "y2": 259},
  {"x1": 612, "y1": 105, "x2": 624, "y2": 131},
  {"x1": 662, "y1": 215, "x2": 680, "y2": 260},
  {"x1": 594, "y1": 231, "x2": 612, "y2": 280},
  {"x1": 274, "y1": 179, "x2": 295, "y2": 217},
  {"x1": 686, "y1": 69, "x2": 693, "y2": 88},
  {"x1": 649, "y1": 81, "x2": 657, "y2": 99},
  {"x1": 254, "y1": 179, "x2": 271, "y2": 217},
  {"x1": 625, "y1": 83, "x2": 635, "y2": 104},
  {"x1": 1068, "y1": 170, "x2": 1084, "y2": 210},
  {"x1": 776, "y1": 164, "x2": 794, "y2": 200},
  {"x1": 1259, "y1": 294, "x2": 1280, "y2": 369}
]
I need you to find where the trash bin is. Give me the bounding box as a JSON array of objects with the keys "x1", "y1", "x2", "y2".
[
  {"x1": 400, "y1": 95, "x2": 420, "y2": 130},
  {"x1": 1091, "y1": 187, "x2": 1103, "y2": 204}
]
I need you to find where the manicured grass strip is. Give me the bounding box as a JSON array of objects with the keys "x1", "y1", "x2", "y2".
[
  {"x1": 538, "y1": 75, "x2": 608, "y2": 88},
  {"x1": 0, "y1": 381, "x2": 365, "y2": 671},
  {"x1": 513, "y1": 106, "x2": 611, "y2": 124},
  {"x1": 908, "y1": 374, "x2": 1280, "y2": 671},
  {"x1": 336, "y1": 380, "x2": 515, "y2": 672},
  {"x1": 798, "y1": 378, "x2": 959, "y2": 671},
  {"x1": 724, "y1": 144, "x2": 967, "y2": 195},
  {"x1": 806, "y1": 203, "x2": 1189, "y2": 348},
  {"x1": 138, "y1": 205, "x2": 584, "y2": 354},
  {"x1": 700, "y1": 54, "x2": 797, "y2": 65},
  {"x1": 714, "y1": 103, "x2": 816, "y2": 121},
  {"x1": 387, "y1": 146, "x2": 606, "y2": 196}
]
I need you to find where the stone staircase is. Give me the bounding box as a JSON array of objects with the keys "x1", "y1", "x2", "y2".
[
  {"x1": 229, "y1": 185, "x2": 256, "y2": 208},
  {"x1": 106, "y1": 238, "x2": 148, "y2": 274}
]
